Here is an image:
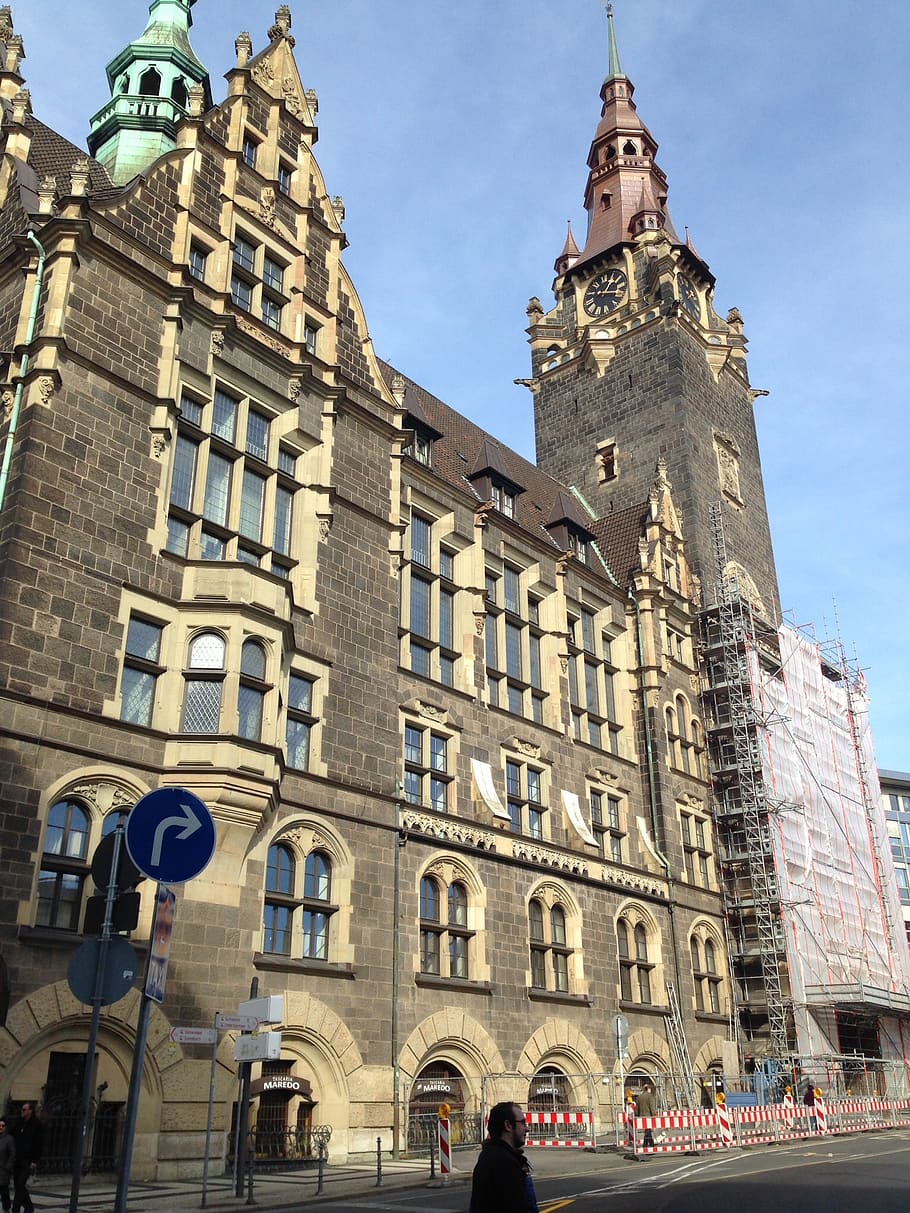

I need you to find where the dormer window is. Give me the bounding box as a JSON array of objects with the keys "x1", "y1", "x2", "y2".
[
  {"x1": 491, "y1": 482, "x2": 516, "y2": 518},
  {"x1": 622, "y1": 140, "x2": 637, "y2": 155},
  {"x1": 242, "y1": 134, "x2": 259, "y2": 170},
  {"x1": 412, "y1": 431, "x2": 434, "y2": 467},
  {"x1": 567, "y1": 529, "x2": 588, "y2": 565}
]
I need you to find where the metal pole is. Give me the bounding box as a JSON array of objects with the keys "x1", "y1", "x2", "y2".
[
  {"x1": 69, "y1": 818, "x2": 126, "y2": 1213},
  {"x1": 114, "y1": 880, "x2": 168, "y2": 1213},
  {"x1": 375, "y1": 1135, "x2": 382, "y2": 1186},
  {"x1": 391, "y1": 796, "x2": 405, "y2": 1159},
  {"x1": 200, "y1": 1012, "x2": 220, "y2": 1208},
  {"x1": 234, "y1": 977, "x2": 257, "y2": 1196}
]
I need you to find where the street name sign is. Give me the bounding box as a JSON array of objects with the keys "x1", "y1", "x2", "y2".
[
  {"x1": 216, "y1": 1013, "x2": 260, "y2": 1032},
  {"x1": 125, "y1": 787, "x2": 216, "y2": 884},
  {"x1": 170, "y1": 1026, "x2": 218, "y2": 1045}
]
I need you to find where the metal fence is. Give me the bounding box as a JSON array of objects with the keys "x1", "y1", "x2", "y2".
[{"x1": 407, "y1": 1111, "x2": 482, "y2": 1154}]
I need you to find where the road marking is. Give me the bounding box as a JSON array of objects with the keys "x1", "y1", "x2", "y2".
[{"x1": 541, "y1": 1201, "x2": 576, "y2": 1211}]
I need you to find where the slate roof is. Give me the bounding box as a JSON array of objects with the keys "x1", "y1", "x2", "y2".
[
  {"x1": 380, "y1": 357, "x2": 650, "y2": 590},
  {"x1": 24, "y1": 113, "x2": 115, "y2": 195}
]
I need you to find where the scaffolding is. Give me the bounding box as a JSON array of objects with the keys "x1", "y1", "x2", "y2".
[
  {"x1": 700, "y1": 504, "x2": 910, "y2": 1062},
  {"x1": 701, "y1": 502, "x2": 790, "y2": 1058}
]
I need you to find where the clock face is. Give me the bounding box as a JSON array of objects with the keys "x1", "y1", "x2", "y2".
[
  {"x1": 583, "y1": 268, "x2": 628, "y2": 318},
  {"x1": 678, "y1": 275, "x2": 700, "y2": 318}
]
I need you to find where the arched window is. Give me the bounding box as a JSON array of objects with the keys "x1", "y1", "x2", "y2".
[
  {"x1": 37, "y1": 800, "x2": 90, "y2": 930},
  {"x1": 261, "y1": 843, "x2": 335, "y2": 961},
  {"x1": 182, "y1": 632, "x2": 225, "y2": 733},
  {"x1": 617, "y1": 914, "x2": 654, "y2": 1005},
  {"x1": 302, "y1": 851, "x2": 332, "y2": 960},
  {"x1": 263, "y1": 844, "x2": 295, "y2": 955},
  {"x1": 691, "y1": 930, "x2": 723, "y2": 1015},
  {"x1": 622, "y1": 140, "x2": 637, "y2": 155},
  {"x1": 139, "y1": 66, "x2": 161, "y2": 96},
  {"x1": 239, "y1": 639, "x2": 269, "y2": 741},
  {"x1": 420, "y1": 874, "x2": 472, "y2": 979},
  {"x1": 529, "y1": 897, "x2": 572, "y2": 993},
  {"x1": 171, "y1": 77, "x2": 189, "y2": 108}
]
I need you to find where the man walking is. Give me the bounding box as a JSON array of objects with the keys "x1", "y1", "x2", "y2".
[
  {"x1": 11, "y1": 1102, "x2": 42, "y2": 1213},
  {"x1": 469, "y1": 1100, "x2": 537, "y2": 1213}
]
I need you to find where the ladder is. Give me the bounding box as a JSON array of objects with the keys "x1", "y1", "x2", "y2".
[{"x1": 665, "y1": 980, "x2": 696, "y2": 1109}]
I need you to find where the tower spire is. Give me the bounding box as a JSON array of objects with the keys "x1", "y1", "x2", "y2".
[
  {"x1": 606, "y1": 2, "x2": 623, "y2": 81},
  {"x1": 87, "y1": 0, "x2": 212, "y2": 184},
  {"x1": 571, "y1": 3, "x2": 680, "y2": 269}
]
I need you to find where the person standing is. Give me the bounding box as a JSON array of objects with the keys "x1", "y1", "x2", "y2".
[
  {"x1": 469, "y1": 1101, "x2": 534, "y2": 1213},
  {"x1": 803, "y1": 1081, "x2": 817, "y2": 1133},
  {"x1": 11, "y1": 1102, "x2": 42, "y2": 1213},
  {"x1": 0, "y1": 1119, "x2": 15, "y2": 1213},
  {"x1": 634, "y1": 1082, "x2": 657, "y2": 1149}
]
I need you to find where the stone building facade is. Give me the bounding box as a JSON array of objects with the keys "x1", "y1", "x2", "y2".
[{"x1": 0, "y1": 2, "x2": 744, "y2": 1177}]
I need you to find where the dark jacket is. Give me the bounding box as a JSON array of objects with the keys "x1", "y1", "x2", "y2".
[
  {"x1": 803, "y1": 1086, "x2": 816, "y2": 1107},
  {"x1": 11, "y1": 1113, "x2": 42, "y2": 1169},
  {"x1": 0, "y1": 1132, "x2": 14, "y2": 1184},
  {"x1": 469, "y1": 1137, "x2": 528, "y2": 1213},
  {"x1": 634, "y1": 1088, "x2": 657, "y2": 1118}
]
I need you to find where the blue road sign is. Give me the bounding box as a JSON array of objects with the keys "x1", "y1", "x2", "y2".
[{"x1": 125, "y1": 788, "x2": 216, "y2": 884}]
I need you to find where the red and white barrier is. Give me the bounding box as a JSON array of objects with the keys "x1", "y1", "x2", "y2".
[
  {"x1": 525, "y1": 1110, "x2": 595, "y2": 1148},
  {"x1": 438, "y1": 1117, "x2": 451, "y2": 1178},
  {"x1": 616, "y1": 1093, "x2": 910, "y2": 1156}
]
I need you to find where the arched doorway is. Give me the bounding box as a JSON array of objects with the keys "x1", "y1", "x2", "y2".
[
  {"x1": 528, "y1": 1065, "x2": 569, "y2": 1112},
  {"x1": 408, "y1": 1062, "x2": 475, "y2": 1151},
  {"x1": 246, "y1": 1060, "x2": 317, "y2": 1162}
]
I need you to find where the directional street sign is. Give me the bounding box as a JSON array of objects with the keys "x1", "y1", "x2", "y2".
[
  {"x1": 216, "y1": 1013, "x2": 260, "y2": 1032},
  {"x1": 170, "y1": 1026, "x2": 218, "y2": 1045},
  {"x1": 125, "y1": 787, "x2": 216, "y2": 884}
]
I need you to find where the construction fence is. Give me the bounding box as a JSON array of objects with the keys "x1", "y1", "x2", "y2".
[{"x1": 625, "y1": 1094, "x2": 910, "y2": 1155}]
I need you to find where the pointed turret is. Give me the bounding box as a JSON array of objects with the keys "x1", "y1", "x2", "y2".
[
  {"x1": 87, "y1": 0, "x2": 212, "y2": 184},
  {"x1": 554, "y1": 220, "x2": 580, "y2": 274},
  {"x1": 574, "y1": 4, "x2": 680, "y2": 267}
]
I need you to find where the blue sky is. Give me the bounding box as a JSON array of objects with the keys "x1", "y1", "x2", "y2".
[{"x1": 18, "y1": 1, "x2": 910, "y2": 769}]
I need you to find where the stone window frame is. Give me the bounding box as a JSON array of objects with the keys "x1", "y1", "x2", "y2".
[
  {"x1": 484, "y1": 561, "x2": 547, "y2": 723},
  {"x1": 589, "y1": 786, "x2": 627, "y2": 864},
  {"x1": 403, "y1": 716, "x2": 455, "y2": 813},
  {"x1": 230, "y1": 227, "x2": 290, "y2": 333},
  {"x1": 165, "y1": 384, "x2": 302, "y2": 579},
  {"x1": 596, "y1": 437, "x2": 619, "y2": 484},
  {"x1": 526, "y1": 881, "x2": 586, "y2": 1000},
  {"x1": 679, "y1": 804, "x2": 715, "y2": 890},
  {"x1": 414, "y1": 855, "x2": 489, "y2": 987},
  {"x1": 400, "y1": 506, "x2": 460, "y2": 689},
  {"x1": 664, "y1": 692, "x2": 705, "y2": 777},
  {"x1": 690, "y1": 920, "x2": 727, "y2": 1016},
  {"x1": 616, "y1": 902, "x2": 661, "y2": 1007},
  {"x1": 566, "y1": 599, "x2": 622, "y2": 755},
  {"x1": 504, "y1": 753, "x2": 549, "y2": 840},
  {"x1": 27, "y1": 776, "x2": 147, "y2": 939},
  {"x1": 258, "y1": 820, "x2": 354, "y2": 970}
]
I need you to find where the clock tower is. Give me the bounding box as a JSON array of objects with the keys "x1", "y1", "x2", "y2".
[{"x1": 530, "y1": 7, "x2": 780, "y2": 620}]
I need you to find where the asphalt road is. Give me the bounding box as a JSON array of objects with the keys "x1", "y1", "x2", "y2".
[{"x1": 299, "y1": 1131, "x2": 910, "y2": 1212}]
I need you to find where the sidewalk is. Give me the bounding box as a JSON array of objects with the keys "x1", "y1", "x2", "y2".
[{"x1": 24, "y1": 1144, "x2": 632, "y2": 1212}]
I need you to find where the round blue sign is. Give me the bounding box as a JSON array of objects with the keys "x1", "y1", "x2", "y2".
[{"x1": 125, "y1": 788, "x2": 216, "y2": 884}]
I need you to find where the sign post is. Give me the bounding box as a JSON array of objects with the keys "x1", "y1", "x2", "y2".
[
  {"x1": 614, "y1": 1013, "x2": 629, "y2": 1145},
  {"x1": 114, "y1": 788, "x2": 217, "y2": 1213}
]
